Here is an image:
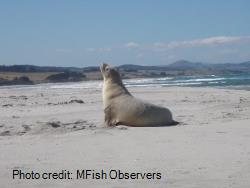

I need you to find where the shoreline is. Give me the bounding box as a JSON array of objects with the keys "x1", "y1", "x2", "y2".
[
  {"x1": 1, "y1": 72, "x2": 250, "y2": 91},
  {"x1": 0, "y1": 73, "x2": 250, "y2": 90},
  {"x1": 1, "y1": 81, "x2": 250, "y2": 92}
]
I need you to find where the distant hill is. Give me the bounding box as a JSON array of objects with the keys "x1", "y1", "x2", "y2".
[
  {"x1": 1, "y1": 60, "x2": 250, "y2": 73},
  {"x1": 0, "y1": 76, "x2": 33, "y2": 86},
  {"x1": 46, "y1": 72, "x2": 86, "y2": 83},
  {"x1": 167, "y1": 60, "x2": 207, "y2": 70},
  {"x1": 0, "y1": 65, "x2": 81, "y2": 72},
  {"x1": 118, "y1": 60, "x2": 250, "y2": 73},
  {"x1": 118, "y1": 64, "x2": 162, "y2": 71},
  {"x1": 239, "y1": 61, "x2": 250, "y2": 67},
  {"x1": 1, "y1": 60, "x2": 250, "y2": 86}
]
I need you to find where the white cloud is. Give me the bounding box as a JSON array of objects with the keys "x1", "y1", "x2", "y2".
[
  {"x1": 85, "y1": 47, "x2": 112, "y2": 52},
  {"x1": 99, "y1": 48, "x2": 112, "y2": 52},
  {"x1": 158, "y1": 36, "x2": 250, "y2": 50},
  {"x1": 195, "y1": 36, "x2": 246, "y2": 45},
  {"x1": 153, "y1": 42, "x2": 166, "y2": 48},
  {"x1": 125, "y1": 42, "x2": 139, "y2": 48}
]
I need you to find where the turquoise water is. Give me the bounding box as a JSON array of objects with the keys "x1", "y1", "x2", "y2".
[{"x1": 124, "y1": 73, "x2": 250, "y2": 88}]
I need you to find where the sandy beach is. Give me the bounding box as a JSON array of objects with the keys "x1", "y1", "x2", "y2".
[{"x1": 0, "y1": 85, "x2": 250, "y2": 188}]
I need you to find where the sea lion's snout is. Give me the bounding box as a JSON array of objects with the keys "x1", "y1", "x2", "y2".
[
  {"x1": 100, "y1": 63, "x2": 120, "y2": 81},
  {"x1": 100, "y1": 63, "x2": 109, "y2": 73}
]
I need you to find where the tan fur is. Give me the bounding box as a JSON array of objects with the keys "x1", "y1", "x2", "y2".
[{"x1": 100, "y1": 63, "x2": 177, "y2": 127}]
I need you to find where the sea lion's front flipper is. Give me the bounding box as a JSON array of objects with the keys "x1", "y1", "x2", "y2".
[{"x1": 104, "y1": 105, "x2": 116, "y2": 127}]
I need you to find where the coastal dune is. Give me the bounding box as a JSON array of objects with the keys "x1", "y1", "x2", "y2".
[{"x1": 0, "y1": 85, "x2": 250, "y2": 187}]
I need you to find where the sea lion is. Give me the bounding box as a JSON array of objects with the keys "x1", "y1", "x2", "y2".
[{"x1": 100, "y1": 63, "x2": 178, "y2": 127}]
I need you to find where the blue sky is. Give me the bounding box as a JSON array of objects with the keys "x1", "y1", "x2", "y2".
[{"x1": 0, "y1": 0, "x2": 249, "y2": 67}]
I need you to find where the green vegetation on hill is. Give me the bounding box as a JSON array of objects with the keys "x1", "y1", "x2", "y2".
[
  {"x1": 46, "y1": 72, "x2": 86, "y2": 82},
  {"x1": 0, "y1": 76, "x2": 33, "y2": 86}
]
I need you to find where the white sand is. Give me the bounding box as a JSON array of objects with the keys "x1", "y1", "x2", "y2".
[{"x1": 0, "y1": 86, "x2": 250, "y2": 187}]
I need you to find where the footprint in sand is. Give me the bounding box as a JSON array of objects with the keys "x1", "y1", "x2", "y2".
[
  {"x1": 46, "y1": 120, "x2": 95, "y2": 131},
  {"x1": 47, "y1": 99, "x2": 84, "y2": 106},
  {"x1": 2, "y1": 104, "x2": 13, "y2": 107},
  {"x1": 47, "y1": 121, "x2": 61, "y2": 128},
  {"x1": 22, "y1": 124, "x2": 31, "y2": 131},
  {"x1": 0, "y1": 130, "x2": 11, "y2": 136},
  {"x1": 17, "y1": 125, "x2": 32, "y2": 136}
]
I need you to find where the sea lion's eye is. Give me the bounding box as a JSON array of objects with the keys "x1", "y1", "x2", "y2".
[{"x1": 105, "y1": 67, "x2": 110, "y2": 71}]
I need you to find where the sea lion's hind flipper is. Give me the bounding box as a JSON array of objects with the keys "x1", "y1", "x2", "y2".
[{"x1": 171, "y1": 120, "x2": 179, "y2": 126}]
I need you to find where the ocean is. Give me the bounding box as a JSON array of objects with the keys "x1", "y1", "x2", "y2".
[
  {"x1": 1, "y1": 73, "x2": 250, "y2": 90},
  {"x1": 124, "y1": 73, "x2": 250, "y2": 88}
]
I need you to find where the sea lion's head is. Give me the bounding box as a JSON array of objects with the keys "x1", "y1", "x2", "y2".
[{"x1": 100, "y1": 63, "x2": 121, "y2": 82}]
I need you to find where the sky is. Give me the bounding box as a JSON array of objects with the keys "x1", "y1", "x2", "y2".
[{"x1": 0, "y1": 0, "x2": 250, "y2": 67}]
